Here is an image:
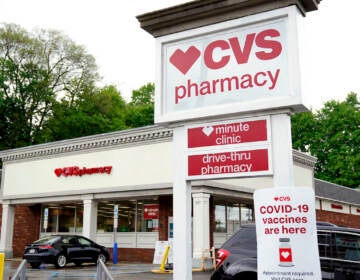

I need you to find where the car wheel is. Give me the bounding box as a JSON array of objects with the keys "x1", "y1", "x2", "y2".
[
  {"x1": 55, "y1": 254, "x2": 67, "y2": 268},
  {"x1": 97, "y1": 253, "x2": 107, "y2": 264},
  {"x1": 30, "y1": 262, "x2": 41, "y2": 269}
]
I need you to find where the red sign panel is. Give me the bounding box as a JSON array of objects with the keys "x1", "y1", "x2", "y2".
[
  {"x1": 143, "y1": 204, "x2": 159, "y2": 220},
  {"x1": 331, "y1": 204, "x2": 343, "y2": 210},
  {"x1": 188, "y1": 148, "x2": 269, "y2": 177},
  {"x1": 188, "y1": 119, "x2": 267, "y2": 148}
]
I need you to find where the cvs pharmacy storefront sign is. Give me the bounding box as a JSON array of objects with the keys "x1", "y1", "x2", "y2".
[
  {"x1": 156, "y1": 8, "x2": 302, "y2": 124},
  {"x1": 172, "y1": 28, "x2": 282, "y2": 104}
]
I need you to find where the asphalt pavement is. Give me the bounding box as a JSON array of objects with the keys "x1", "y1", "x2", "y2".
[{"x1": 3, "y1": 259, "x2": 212, "y2": 280}]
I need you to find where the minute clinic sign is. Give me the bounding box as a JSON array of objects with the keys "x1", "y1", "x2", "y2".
[
  {"x1": 187, "y1": 116, "x2": 272, "y2": 179},
  {"x1": 155, "y1": 7, "x2": 303, "y2": 124},
  {"x1": 188, "y1": 119, "x2": 267, "y2": 148}
]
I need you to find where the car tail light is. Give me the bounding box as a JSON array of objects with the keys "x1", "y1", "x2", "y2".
[
  {"x1": 38, "y1": 245, "x2": 53, "y2": 250},
  {"x1": 215, "y1": 248, "x2": 230, "y2": 268}
]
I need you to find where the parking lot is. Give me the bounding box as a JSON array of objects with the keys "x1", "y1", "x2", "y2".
[{"x1": 4, "y1": 259, "x2": 212, "y2": 280}]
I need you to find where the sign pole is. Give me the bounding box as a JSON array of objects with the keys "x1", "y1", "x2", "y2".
[
  {"x1": 270, "y1": 113, "x2": 294, "y2": 188},
  {"x1": 43, "y1": 208, "x2": 48, "y2": 234},
  {"x1": 173, "y1": 126, "x2": 192, "y2": 280},
  {"x1": 113, "y1": 204, "x2": 118, "y2": 264}
]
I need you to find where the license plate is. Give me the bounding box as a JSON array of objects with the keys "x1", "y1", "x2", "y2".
[{"x1": 29, "y1": 249, "x2": 36, "y2": 253}]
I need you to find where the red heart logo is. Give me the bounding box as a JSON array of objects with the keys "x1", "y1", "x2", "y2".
[
  {"x1": 169, "y1": 46, "x2": 201, "y2": 75},
  {"x1": 274, "y1": 197, "x2": 279, "y2": 201},
  {"x1": 54, "y1": 168, "x2": 62, "y2": 177}
]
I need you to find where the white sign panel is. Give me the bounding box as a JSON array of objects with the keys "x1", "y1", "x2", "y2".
[
  {"x1": 153, "y1": 240, "x2": 173, "y2": 264},
  {"x1": 254, "y1": 187, "x2": 321, "y2": 280},
  {"x1": 155, "y1": 7, "x2": 303, "y2": 124}
]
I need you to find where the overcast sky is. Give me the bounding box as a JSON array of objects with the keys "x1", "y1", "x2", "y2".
[{"x1": 1, "y1": 0, "x2": 359, "y2": 110}]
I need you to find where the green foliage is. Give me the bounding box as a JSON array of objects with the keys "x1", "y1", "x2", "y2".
[
  {"x1": 129, "y1": 82, "x2": 154, "y2": 106},
  {"x1": 0, "y1": 22, "x2": 155, "y2": 148},
  {"x1": 39, "y1": 85, "x2": 127, "y2": 142},
  {"x1": 291, "y1": 92, "x2": 360, "y2": 188},
  {"x1": 126, "y1": 82, "x2": 154, "y2": 127},
  {"x1": 0, "y1": 23, "x2": 99, "y2": 149},
  {"x1": 291, "y1": 110, "x2": 315, "y2": 153}
]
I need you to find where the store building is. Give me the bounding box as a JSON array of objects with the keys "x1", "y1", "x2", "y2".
[
  {"x1": 314, "y1": 179, "x2": 360, "y2": 228},
  {"x1": 1, "y1": 125, "x2": 357, "y2": 261}
]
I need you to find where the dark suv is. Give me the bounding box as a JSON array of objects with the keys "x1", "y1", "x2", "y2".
[{"x1": 210, "y1": 223, "x2": 360, "y2": 280}]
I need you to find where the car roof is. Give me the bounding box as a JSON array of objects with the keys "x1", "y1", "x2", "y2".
[
  {"x1": 317, "y1": 225, "x2": 360, "y2": 234},
  {"x1": 36, "y1": 235, "x2": 89, "y2": 241}
]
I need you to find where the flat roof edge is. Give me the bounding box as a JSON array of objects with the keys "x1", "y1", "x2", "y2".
[{"x1": 137, "y1": 0, "x2": 321, "y2": 37}]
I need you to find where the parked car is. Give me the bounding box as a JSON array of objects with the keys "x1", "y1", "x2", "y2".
[
  {"x1": 23, "y1": 235, "x2": 110, "y2": 268},
  {"x1": 210, "y1": 223, "x2": 360, "y2": 280}
]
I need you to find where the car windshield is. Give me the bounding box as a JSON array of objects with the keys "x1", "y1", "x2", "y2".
[{"x1": 33, "y1": 236, "x2": 61, "y2": 245}]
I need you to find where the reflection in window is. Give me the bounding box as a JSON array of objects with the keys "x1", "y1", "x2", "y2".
[
  {"x1": 78, "y1": 237, "x2": 92, "y2": 246},
  {"x1": 214, "y1": 203, "x2": 254, "y2": 233},
  {"x1": 41, "y1": 205, "x2": 83, "y2": 233},
  {"x1": 215, "y1": 205, "x2": 226, "y2": 232},
  {"x1": 227, "y1": 206, "x2": 240, "y2": 233},
  {"x1": 241, "y1": 207, "x2": 253, "y2": 224},
  {"x1": 335, "y1": 233, "x2": 360, "y2": 261},
  {"x1": 317, "y1": 231, "x2": 332, "y2": 258}
]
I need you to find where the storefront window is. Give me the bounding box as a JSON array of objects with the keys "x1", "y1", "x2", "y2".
[
  {"x1": 117, "y1": 201, "x2": 136, "y2": 232},
  {"x1": 41, "y1": 199, "x2": 160, "y2": 234},
  {"x1": 97, "y1": 199, "x2": 158, "y2": 233},
  {"x1": 215, "y1": 205, "x2": 226, "y2": 232},
  {"x1": 45, "y1": 207, "x2": 58, "y2": 232},
  {"x1": 41, "y1": 205, "x2": 83, "y2": 233},
  {"x1": 215, "y1": 203, "x2": 254, "y2": 233},
  {"x1": 137, "y1": 200, "x2": 159, "y2": 232},
  {"x1": 227, "y1": 205, "x2": 240, "y2": 233},
  {"x1": 97, "y1": 201, "x2": 136, "y2": 233},
  {"x1": 241, "y1": 206, "x2": 253, "y2": 223},
  {"x1": 97, "y1": 203, "x2": 114, "y2": 233}
]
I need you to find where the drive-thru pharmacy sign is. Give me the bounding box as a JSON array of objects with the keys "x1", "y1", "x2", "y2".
[
  {"x1": 254, "y1": 187, "x2": 322, "y2": 280},
  {"x1": 155, "y1": 7, "x2": 303, "y2": 124},
  {"x1": 187, "y1": 116, "x2": 272, "y2": 179}
]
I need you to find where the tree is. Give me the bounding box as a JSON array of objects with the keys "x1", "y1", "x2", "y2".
[
  {"x1": 125, "y1": 82, "x2": 154, "y2": 128},
  {"x1": 39, "y1": 85, "x2": 127, "y2": 142},
  {"x1": 291, "y1": 92, "x2": 360, "y2": 188},
  {"x1": 0, "y1": 23, "x2": 99, "y2": 149}
]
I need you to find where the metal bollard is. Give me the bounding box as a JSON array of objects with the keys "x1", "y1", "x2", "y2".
[
  {"x1": 0, "y1": 253, "x2": 4, "y2": 280},
  {"x1": 159, "y1": 245, "x2": 170, "y2": 271},
  {"x1": 113, "y1": 243, "x2": 118, "y2": 264}
]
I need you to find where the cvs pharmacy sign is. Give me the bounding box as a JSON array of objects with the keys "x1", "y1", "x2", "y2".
[
  {"x1": 155, "y1": 7, "x2": 303, "y2": 124},
  {"x1": 171, "y1": 28, "x2": 282, "y2": 105},
  {"x1": 170, "y1": 28, "x2": 282, "y2": 75}
]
